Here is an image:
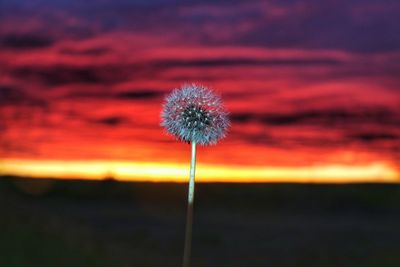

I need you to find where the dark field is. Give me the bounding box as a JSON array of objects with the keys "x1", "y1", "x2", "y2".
[{"x1": 1, "y1": 176, "x2": 400, "y2": 267}]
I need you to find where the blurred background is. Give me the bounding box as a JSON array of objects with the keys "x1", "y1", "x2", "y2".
[{"x1": 0, "y1": 0, "x2": 399, "y2": 266}]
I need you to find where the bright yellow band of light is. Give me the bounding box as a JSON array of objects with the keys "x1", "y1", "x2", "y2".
[{"x1": 0, "y1": 159, "x2": 398, "y2": 183}]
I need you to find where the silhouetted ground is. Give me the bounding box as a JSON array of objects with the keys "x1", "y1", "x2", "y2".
[{"x1": 1, "y1": 175, "x2": 400, "y2": 267}]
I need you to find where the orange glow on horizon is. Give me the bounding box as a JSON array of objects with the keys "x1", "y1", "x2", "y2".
[{"x1": 0, "y1": 159, "x2": 398, "y2": 183}]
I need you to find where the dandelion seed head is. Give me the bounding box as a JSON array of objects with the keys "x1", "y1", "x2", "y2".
[{"x1": 161, "y1": 83, "x2": 229, "y2": 145}]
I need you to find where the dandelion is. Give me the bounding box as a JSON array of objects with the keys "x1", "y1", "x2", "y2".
[
  {"x1": 161, "y1": 83, "x2": 229, "y2": 145},
  {"x1": 161, "y1": 83, "x2": 229, "y2": 267}
]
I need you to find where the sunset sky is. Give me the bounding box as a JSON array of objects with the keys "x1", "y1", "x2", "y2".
[{"x1": 0, "y1": 0, "x2": 399, "y2": 182}]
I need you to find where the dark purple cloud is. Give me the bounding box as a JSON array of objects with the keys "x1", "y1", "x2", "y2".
[
  {"x1": 0, "y1": 33, "x2": 54, "y2": 50},
  {"x1": 2, "y1": 0, "x2": 399, "y2": 53},
  {"x1": 231, "y1": 108, "x2": 400, "y2": 127}
]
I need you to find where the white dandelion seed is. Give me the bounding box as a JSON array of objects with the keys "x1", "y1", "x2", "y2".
[{"x1": 160, "y1": 83, "x2": 230, "y2": 267}]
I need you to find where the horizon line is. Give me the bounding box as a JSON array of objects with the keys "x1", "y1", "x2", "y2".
[{"x1": 0, "y1": 159, "x2": 398, "y2": 184}]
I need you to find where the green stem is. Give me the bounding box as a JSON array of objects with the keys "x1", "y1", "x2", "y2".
[{"x1": 183, "y1": 140, "x2": 196, "y2": 267}]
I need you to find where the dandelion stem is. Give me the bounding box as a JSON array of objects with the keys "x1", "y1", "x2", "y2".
[{"x1": 183, "y1": 140, "x2": 196, "y2": 267}]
